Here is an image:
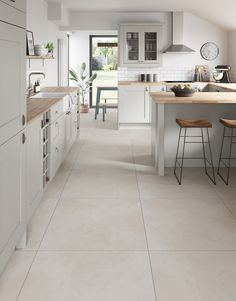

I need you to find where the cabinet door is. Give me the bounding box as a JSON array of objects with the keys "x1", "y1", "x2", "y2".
[
  {"x1": 142, "y1": 27, "x2": 160, "y2": 64},
  {"x1": 0, "y1": 0, "x2": 26, "y2": 12},
  {"x1": 0, "y1": 22, "x2": 26, "y2": 145},
  {"x1": 123, "y1": 26, "x2": 141, "y2": 64},
  {"x1": 26, "y1": 118, "x2": 43, "y2": 217},
  {"x1": 0, "y1": 131, "x2": 26, "y2": 264},
  {"x1": 118, "y1": 86, "x2": 150, "y2": 124}
]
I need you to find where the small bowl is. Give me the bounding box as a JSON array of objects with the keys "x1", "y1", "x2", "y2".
[{"x1": 171, "y1": 88, "x2": 195, "y2": 97}]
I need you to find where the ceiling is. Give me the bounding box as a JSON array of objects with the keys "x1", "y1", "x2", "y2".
[{"x1": 46, "y1": 0, "x2": 236, "y2": 30}]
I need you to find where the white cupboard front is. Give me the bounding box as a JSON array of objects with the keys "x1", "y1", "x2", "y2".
[
  {"x1": 0, "y1": 20, "x2": 26, "y2": 145},
  {"x1": 26, "y1": 117, "x2": 43, "y2": 219},
  {"x1": 119, "y1": 24, "x2": 162, "y2": 67},
  {"x1": 0, "y1": 0, "x2": 26, "y2": 12},
  {"x1": 118, "y1": 86, "x2": 151, "y2": 124},
  {"x1": 0, "y1": 131, "x2": 26, "y2": 273}
]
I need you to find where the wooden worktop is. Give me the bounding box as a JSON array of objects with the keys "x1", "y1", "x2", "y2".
[
  {"x1": 150, "y1": 91, "x2": 236, "y2": 104},
  {"x1": 27, "y1": 98, "x2": 62, "y2": 123},
  {"x1": 27, "y1": 86, "x2": 79, "y2": 123}
]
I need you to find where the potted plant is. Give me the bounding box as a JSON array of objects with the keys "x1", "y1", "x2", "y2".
[
  {"x1": 69, "y1": 63, "x2": 97, "y2": 113},
  {"x1": 45, "y1": 42, "x2": 54, "y2": 57}
]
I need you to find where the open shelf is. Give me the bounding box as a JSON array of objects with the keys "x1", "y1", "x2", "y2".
[{"x1": 26, "y1": 55, "x2": 55, "y2": 68}]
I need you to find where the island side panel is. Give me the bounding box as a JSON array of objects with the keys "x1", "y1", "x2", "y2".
[{"x1": 164, "y1": 103, "x2": 236, "y2": 167}]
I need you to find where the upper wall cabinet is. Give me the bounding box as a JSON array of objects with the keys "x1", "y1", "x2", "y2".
[
  {"x1": 119, "y1": 24, "x2": 163, "y2": 68},
  {"x1": 0, "y1": 0, "x2": 26, "y2": 13}
]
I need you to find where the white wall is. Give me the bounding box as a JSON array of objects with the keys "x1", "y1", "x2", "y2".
[{"x1": 26, "y1": 0, "x2": 68, "y2": 87}]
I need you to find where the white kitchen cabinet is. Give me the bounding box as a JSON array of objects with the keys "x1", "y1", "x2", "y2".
[
  {"x1": 26, "y1": 117, "x2": 43, "y2": 219},
  {"x1": 50, "y1": 113, "x2": 66, "y2": 178},
  {"x1": 119, "y1": 24, "x2": 162, "y2": 67},
  {"x1": 0, "y1": 0, "x2": 26, "y2": 12},
  {"x1": 0, "y1": 130, "x2": 26, "y2": 274},
  {"x1": 0, "y1": 20, "x2": 26, "y2": 145},
  {"x1": 118, "y1": 86, "x2": 151, "y2": 124}
]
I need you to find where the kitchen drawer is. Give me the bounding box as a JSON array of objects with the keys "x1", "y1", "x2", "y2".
[
  {"x1": 50, "y1": 100, "x2": 63, "y2": 124},
  {"x1": 0, "y1": 0, "x2": 26, "y2": 13}
]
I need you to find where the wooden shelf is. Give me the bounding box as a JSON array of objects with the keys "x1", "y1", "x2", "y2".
[{"x1": 26, "y1": 55, "x2": 55, "y2": 59}]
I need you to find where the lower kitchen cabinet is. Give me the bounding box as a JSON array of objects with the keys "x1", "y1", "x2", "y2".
[
  {"x1": 0, "y1": 130, "x2": 26, "y2": 274},
  {"x1": 118, "y1": 86, "x2": 151, "y2": 124},
  {"x1": 26, "y1": 116, "x2": 43, "y2": 219},
  {"x1": 50, "y1": 113, "x2": 66, "y2": 178}
]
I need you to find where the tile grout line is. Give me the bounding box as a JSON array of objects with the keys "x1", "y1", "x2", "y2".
[
  {"x1": 16, "y1": 129, "x2": 90, "y2": 301},
  {"x1": 128, "y1": 130, "x2": 159, "y2": 301}
]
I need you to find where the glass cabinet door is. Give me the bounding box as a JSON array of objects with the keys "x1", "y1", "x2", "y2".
[
  {"x1": 125, "y1": 32, "x2": 139, "y2": 63},
  {"x1": 144, "y1": 32, "x2": 158, "y2": 62}
]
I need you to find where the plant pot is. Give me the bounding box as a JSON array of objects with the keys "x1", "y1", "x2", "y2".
[{"x1": 80, "y1": 104, "x2": 89, "y2": 113}]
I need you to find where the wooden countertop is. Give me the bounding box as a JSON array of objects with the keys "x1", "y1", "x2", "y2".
[
  {"x1": 27, "y1": 98, "x2": 62, "y2": 123},
  {"x1": 41, "y1": 86, "x2": 78, "y2": 93},
  {"x1": 27, "y1": 86, "x2": 79, "y2": 123},
  {"x1": 150, "y1": 91, "x2": 236, "y2": 104},
  {"x1": 118, "y1": 81, "x2": 208, "y2": 86}
]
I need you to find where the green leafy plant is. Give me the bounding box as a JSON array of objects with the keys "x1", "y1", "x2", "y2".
[
  {"x1": 69, "y1": 63, "x2": 97, "y2": 105},
  {"x1": 45, "y1": 42, "x2": 54, "y2": 52}
]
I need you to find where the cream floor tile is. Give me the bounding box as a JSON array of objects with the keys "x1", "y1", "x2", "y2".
[
  {"x1": 0, "y1": 251, "x2": 35, "y2": 301},
  {"x1": 62, "y1": 166, "x2": 139, "y2": 199},
  {"x1": 40, "y1": 197, "x2": 147, "y2": 251},
  {"x1": 142, "y1": 197, "x2": 236, "y2": 250},
  {"x1": 150, "y1": 251, "x2": 236, "y2": 301},
  {"x1": 137, "y1": 168, "x2": 218, "y2": 199},
  {"x1": 18, "y1": 251, "x2": 156, "y2": 301},
  {"x1": 26, "y1": 197, "x2": 59, "y2": 250}
]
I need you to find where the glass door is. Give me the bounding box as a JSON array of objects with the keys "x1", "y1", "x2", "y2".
[
  {"x1": 125, "y1": 31, "x2": 139, "y2": 63},
  {"x1": 89, "y1": 35, "x2": 118, "y2": 108},
  {"x1": 144, "y1": 31, "x2": 158, "y2": 63}
]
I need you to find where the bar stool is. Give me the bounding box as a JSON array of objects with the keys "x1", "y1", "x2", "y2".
[
  {"x1": 174, "y1": 118, "x2": 216, "y2": 185},
  {"x1": 217, "y1": 118, "x2": 236, "y2": 185}
]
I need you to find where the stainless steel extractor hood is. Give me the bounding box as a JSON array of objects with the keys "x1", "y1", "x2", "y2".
[{"x1": 163, "y1": 12, "x2": 195, "y2": 53}]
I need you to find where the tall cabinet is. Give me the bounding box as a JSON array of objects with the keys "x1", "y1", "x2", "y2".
[
  {"x1": 0, "y1": 0, "x2": 26, "y2": 275},
  {"x1": 119, "y1": 23, "x2": 163, "y2": 67}
]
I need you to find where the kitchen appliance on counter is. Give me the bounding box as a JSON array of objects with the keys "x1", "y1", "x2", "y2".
[{"x1": 213, "y1": 65, "x2": 231, "y2": 83}]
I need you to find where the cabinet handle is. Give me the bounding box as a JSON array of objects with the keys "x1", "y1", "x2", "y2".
[
  {"x1": 55, "y1": 147, "x2": 59, "y2": 152},
  {"x1": 22, "y1": 115, "x2": 26, "y2": 126},
  {"x1": 55, "y1": 110, "x2": 58, "y2": 115},
  {"x1": 22, "y1": 133, "x2": 26, "y2": 144},
  {"x1": 9, "y1": 0, "x2": 16, "y2": 2}
]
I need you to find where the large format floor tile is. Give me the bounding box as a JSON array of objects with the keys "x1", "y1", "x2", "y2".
[
  {"x1": 142, "y1": 197, "x2": 236, "y2": 250},
  {"x1": 62, "y1": 165, "x2": 139, "y2": 199},
  {"x1": 18, "y1": 251, "x2": 156, "y2": 301},
  {"x1": 0, "y1": 251, "x2": 35, "y2": 301},
  {"x1": 150, "y1": 251, "x2": 236, "y2": 301},
  {"x1": 26, "y1": 197, "x2": 59, "y2": 250},
  {"x1": 40, "y1": 197, "x2": 147, "y2": 251}
]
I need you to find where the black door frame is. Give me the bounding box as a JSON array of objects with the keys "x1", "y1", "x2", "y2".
[{"x1": 89, "y1": 35, "x2": 118, "y2": 108}]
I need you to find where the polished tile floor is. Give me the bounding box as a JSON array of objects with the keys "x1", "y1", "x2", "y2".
[{"x1": 1, "y1": 110, "x2": 236, "y2": 301}]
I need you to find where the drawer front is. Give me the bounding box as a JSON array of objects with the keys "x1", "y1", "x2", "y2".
[
  {"x1": 0, "y1": 0, "x2": 26, "y2": 13},
  {"x1": 50, "y1": 101, "x2": 63, "y2": 124}
]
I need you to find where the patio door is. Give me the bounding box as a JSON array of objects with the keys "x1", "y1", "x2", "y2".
[{"x1": 89, "y1": 35, "x2": 118, "y2": 108}]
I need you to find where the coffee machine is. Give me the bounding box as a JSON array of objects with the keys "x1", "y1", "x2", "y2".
[{"x1": 213, "y1": 65, "x2": 231, "y2": 83}]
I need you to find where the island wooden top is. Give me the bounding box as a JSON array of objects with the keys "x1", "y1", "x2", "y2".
[
  {"x1": 27, "y1": 86, "x2": 79, "y2": 123},
  {"x1": 150, "y1": 92, "x2": 236, "y2": 104}
]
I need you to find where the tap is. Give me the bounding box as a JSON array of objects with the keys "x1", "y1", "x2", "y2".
[{"x1": 28, "y1": 72, "x2": 45, "y2": 88}]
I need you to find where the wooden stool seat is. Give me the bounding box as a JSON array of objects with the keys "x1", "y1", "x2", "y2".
[
  {"x1": 220, "y1": 118, "x2": 236, "y2": 128},
  {"x1": 176, "y1": 118, "x2": 212, "y2": 128}
]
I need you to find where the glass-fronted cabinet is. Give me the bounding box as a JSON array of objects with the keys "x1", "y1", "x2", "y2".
[{"x1": 119, "y1": 24, "x2": 162, "y2": 67}]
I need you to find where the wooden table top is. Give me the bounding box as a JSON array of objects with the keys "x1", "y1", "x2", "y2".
[{"x1": 150, "y1": 92, "x2": 236, "y2": 104}]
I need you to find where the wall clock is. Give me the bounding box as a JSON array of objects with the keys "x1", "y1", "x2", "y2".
[{"x1": 200, "y1": 42, "x2": 219, "y2": 61}]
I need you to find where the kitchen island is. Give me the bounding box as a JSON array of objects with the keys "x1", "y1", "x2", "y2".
[{"x1": 150, "y1": 87, "x2": 236, "y2": 176}]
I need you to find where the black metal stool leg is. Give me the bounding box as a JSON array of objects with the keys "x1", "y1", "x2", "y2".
[
  {"x1": 174, "y1": 128, "x2": 186, "y2": 185},
  {"x1": 217, "y1": 127, "x2": 234, "y2": 185},
  {"x1": 206, "y1": 128, "x2": 216, "y2": 184},
  {"x1": 174, "y1": 128, "x2": 182, "y2": 182},
  {"x1": 201, "y1": 128, "x2": 207, "y2": 174},
  {"x1": 217, "y1": 127, "x2": 226, "y2": 176}
]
